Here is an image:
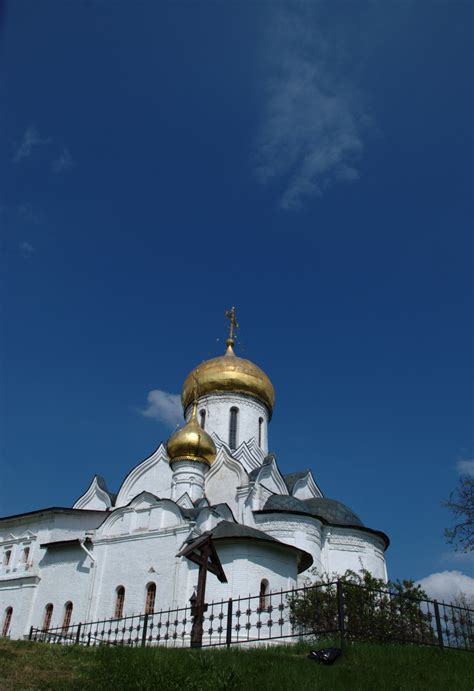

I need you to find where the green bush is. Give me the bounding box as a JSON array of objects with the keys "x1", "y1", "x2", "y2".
[{"x1": 289, "y1": 570, "x2": 437, "y2": 644}]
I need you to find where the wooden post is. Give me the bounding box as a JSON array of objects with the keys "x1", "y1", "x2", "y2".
[
  {"x1": 190, "y1": 539, "x2": 210, "y2": 648},
  {"x1": 28, "y1": 626, "x2": 33, "y2": 641}
]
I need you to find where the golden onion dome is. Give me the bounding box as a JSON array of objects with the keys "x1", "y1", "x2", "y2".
[
  {"x1": 166, "y1": 401, "x2": 216, "y2": 466},
  {"x1": 182, "y1": 342, "x2": 275, "y2": 418}
]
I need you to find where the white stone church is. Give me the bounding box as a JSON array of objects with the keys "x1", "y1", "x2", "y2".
[{"x1": 0, "y1": 312, "x2": 389, "y2": 639}]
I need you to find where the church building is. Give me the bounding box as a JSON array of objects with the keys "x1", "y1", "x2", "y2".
[{"x1": 0, "y1": 309, "x2": 389, "y2": 640}]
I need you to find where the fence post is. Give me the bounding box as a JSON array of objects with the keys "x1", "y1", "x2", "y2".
[
  {"x1": 75, "y1": 623, "x2": 82, "y2": 645},
  {"x1": 337, "y1": 580, "x2": 346, "y2": 650},
  {"x1": 226, "y1": 598, "x2": 233, "y2": 648},
  {"x1": 141, "y1": 613, "x2": 149, "y2": 648},
  {"x1": 433, "y1": 600, "x2": 444, "y2": 650}
]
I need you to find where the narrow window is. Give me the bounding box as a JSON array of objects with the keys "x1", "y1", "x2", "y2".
[
  {"x1": 62, "y1": 602, "x2": 73, "y2": 632},
  {"x1": 199, "y1": 410, "x2": 206, "y2": 430},
  {"x1": 22, "y1": 547, "x2": 30, "y2": 564},
  {"x1": 229, "y1": 407, "x2": 238, "y2": 449},
  {"x1": 259, "y1": 579, "x2": 269, "y2": 611},
  {"x1": 114, "y1": 586, "x2": 125, "y2": 619},
  {"x1": 43, "y1": 604, "x2": 53, "y2": 631},
  {"x1": 2, "y1": 608, "x2": 12, "y2": 637},
  {"x1": 3, "y1": 550, "x2": 11, "y2": 566},
  {"x1": 145, "y1": 583, "x2": 156, "y2": 614},
  {"x1": 258, "y1": 417, "x2": 263, "y2": 447}
]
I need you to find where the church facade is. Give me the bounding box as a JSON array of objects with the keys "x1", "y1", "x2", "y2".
[{"x1": 0, "y1": 311, "x2": 389, "y2": 640}]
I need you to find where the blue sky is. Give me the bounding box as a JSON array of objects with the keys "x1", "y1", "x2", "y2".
[{"x1": 2, "y1": 1, "x2": 473, "y2": 598}]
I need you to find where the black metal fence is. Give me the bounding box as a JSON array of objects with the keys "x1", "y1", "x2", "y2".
[{"x1": 29, "y1": 581, "x2": 473, "y2": 652}]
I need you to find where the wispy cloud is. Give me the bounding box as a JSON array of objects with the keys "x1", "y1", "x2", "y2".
[
  {"x1": 140, "y1": 389, "x2": 183, "y2": 428},
  {"x1": 17, "y1": 203, "x2": 43, "y2": 224},
  {"x1": 416, "y1": 570, "x2": 474, "y2": 604},
  {"x1": 52, "y1": 147, "x2": 74, "y2": 174},
  {"x1": 255, "y1": 7, "x2": 367, "y2": 210},
  {"x1": 457, "y1": 459, "x2": 474, "y2": 477},
  {"x1": 19, "y1": 241, "x2": 35, "y2": 257},
  {"x1": 13, "y1": 125, "x2": 51, "y2": 163}
]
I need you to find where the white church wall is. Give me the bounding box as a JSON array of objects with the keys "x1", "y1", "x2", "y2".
[
  {"x1": 205, "y1": 450, "x2": 248, "y2": 516},
  {"x1": 321, "y1": 527, "x2": 387, "y2": 581},
  {"x1": 186, "y1": 393, "x2": 269, "y2": 455},
  {"x1": 30, "y1": 544, "x2": 94, "y2": 632},
  {"x1": 0, "y1": 577, "x2": 38, "y2": 640},
  {"x1": 254, "y1": 513, "x2": 323, "y2": 577},
  {"x1": 202, "y1": 541, "x2": 298, "y2": 605},
  {"x1": 89, "y1": 527, "x2": 191, "y2": 620}
]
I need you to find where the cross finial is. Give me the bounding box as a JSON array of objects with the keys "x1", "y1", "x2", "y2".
[{"x1": 225, "y1": 306, "x2": 239, "y2": 349}]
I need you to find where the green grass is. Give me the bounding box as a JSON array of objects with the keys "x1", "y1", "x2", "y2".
[{"x1": 0, "y1": 638, "x2": 472, "y2": 690}]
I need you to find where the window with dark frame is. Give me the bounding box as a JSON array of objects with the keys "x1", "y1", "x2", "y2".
[
  {"x1": 258, "y1": 417, "x2": 263, "y2": 447},
  {"x1": 3, "y1": 550, "x2": 11, "y2": 566},
  {"x1": 229, "y1": 407, "x2": 238, "y2": 449},
  {"x1": 259, "y1": 579, "x2": 269, "y2": 611},
  {"x1": 200, "y1": 410, "x2": 206, "y2": 430},
  {"x1": 22, "y1": 547, "x2": 30, "y2": 564},
  {"x1": 114, "y1": 586, "x2": 125, "y2": 619},
  {"x1": 145, "y1": 582, "x2": 156, "y2": 614},
  {"x1": 43, "y1": 603, "x2": 53, "y2": 631},
  {"x1": 62, "y1": 602, "x2": 73, "y2": 631},
  {"x1": 2, "y1": 608, "x2": 12, "y2": 637}
]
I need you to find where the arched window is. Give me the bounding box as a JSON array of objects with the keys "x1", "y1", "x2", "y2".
[
  {"x1": 3, "y1": 550, "x2": 11, "y2": 566},
  {"x1": 259, "y1": 579, "x2": 269, "y2": 611},
  {"x1": 22, "y1": 547, "x2": 30, "y2": 564},
  {"x1": 62, "y1": 602, "x2": 73, "y2": 631},
  {"x1": 43, "y1": 604, "x2": 53, "y2": 631},
  {"x1": 114, "y1": 586, "x2": 125, "y2": 619},
  {"x1": 2, "y1": 608, "x2": 12, "y2": 637},
  {"x1": 258, "y1": 417, "x2": 263, "y2": 447},
  {"x1": 145, "y1": 583, "x2": 156, "y2": 614},
  {"x1": 199, "y1": 410, "x2": 206, "y2": 430},
  {"x1": 229, "y1": 407, "x2": 238, "y2": 449}
]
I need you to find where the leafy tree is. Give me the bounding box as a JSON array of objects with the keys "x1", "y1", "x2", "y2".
[
  {"x1": 444, "y1": 475, "x2": 474, "y2": 552},
  {"x1": 289, "y1": 570, "x2": 436, "y2": 645}
]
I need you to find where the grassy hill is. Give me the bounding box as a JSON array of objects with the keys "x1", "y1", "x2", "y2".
[{"x1": 0, "y1": 638, "x2": 472, "y2": 690}]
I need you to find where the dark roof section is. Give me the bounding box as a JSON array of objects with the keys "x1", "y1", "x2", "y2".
[
  {"x1": 302, "y1": 498, "x2": 364, "y2": 527},
  {"x1": 257, "y1": 496, "x2": 390, "y2": 550},
  {"x1": 283, "y1": 471, "x2": 310, "y2": 493},
  {"x1": 0, "y1": 507, "x2": 106, "y2": 523},
  {"x1": 94, "y1": 475, "x2": 117, "y2": 506},
  {"x1": 210, "y1": 520, "x2": 313, "y2": 573},
  {"x1": 263, "y1": 494, "x2": 310, "y2": 514},
  {"x1": 248, "y1": 455, "x2": 275, "y2": 482}
]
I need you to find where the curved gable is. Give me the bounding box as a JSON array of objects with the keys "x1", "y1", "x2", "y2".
[
  {"x1": 115, "y1": 444, "x2": 172, "y2": 507},
  {"x1": 73, "y1": 475, "x2": 113, "y2": 511}
]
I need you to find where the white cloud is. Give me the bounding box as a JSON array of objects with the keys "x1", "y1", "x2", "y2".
[
  {"x1": 141, "y1": 389, "x2": 182, "y2": 428},
  {"x1": 19, "y1": 241, "x2": 35, "y2": 257},
  {"x1": 13, "y1": 125, "x2": 51, "y2": 163},
  {"x1": 417, "y1": 570, "x2": 474, "y2": 604},
  {"x1": 457, "y1": 459, "x2": 474, "y2": 477},
  {"x1": 52, "y1": 147, "x2": 74, "y2": 174},
  {"x1": 255, "y1": 7, "x2": 367, "y2": 210}
]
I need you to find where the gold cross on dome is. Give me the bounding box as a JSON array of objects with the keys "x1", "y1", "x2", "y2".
[{"x1": 225, "y1": 306, "x2": 239, "y2": 347}]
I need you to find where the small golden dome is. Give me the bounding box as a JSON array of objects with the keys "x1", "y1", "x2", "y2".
[
  {"x1": 166, "y1": 402, "x2": 216, "y2": 466},
  {"x1": 182, "y1": 343, "x2": 275, "y2": 417}
]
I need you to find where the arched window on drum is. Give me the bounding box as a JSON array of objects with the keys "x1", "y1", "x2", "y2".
[{"x1": 229, "y1": 407, "x2": 238, "y2": 449}]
